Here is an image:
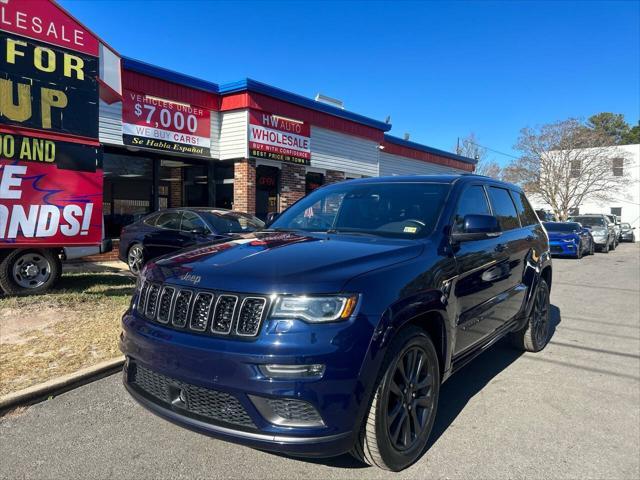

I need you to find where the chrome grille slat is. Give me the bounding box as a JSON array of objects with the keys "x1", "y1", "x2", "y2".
[
  {"x1": 145, "y1": 284, "x2": 161, "y2": 320},
  {"x1": 236, "y1": 297, "x2": 267, "y2": 337},
  {"x1": 190, "y1": 292, "x2": 214, "y2": 331},
  {"x1": 137, "y1": 281, "x2": 150, "y2": 314},
  {"x1": 172, "y1": 290, "x2": 194, "y2": 328},
  {"x1": 211, "y1": 295, "x2": 238, "y2": 334},
  {"x1": 136, "y1": 283, "x2": 267, "y2": 338},
  {"x1": 156, "y1": 286, "x2": 176, "y2": 324}
]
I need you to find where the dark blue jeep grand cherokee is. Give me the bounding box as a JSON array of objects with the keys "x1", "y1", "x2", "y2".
[{"x1": 120, "y1": 175, "x2": 552, "y2": 471}]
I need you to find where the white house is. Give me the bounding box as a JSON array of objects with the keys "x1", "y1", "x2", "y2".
[{"x1": 531, "y1": 144, "x2": 640, "y2": 241}]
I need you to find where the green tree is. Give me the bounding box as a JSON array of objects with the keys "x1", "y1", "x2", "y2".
[
  {"x1": 585, "y1": 112, "x2": 630, "y2": 145},
  {"x1": 622, "y1": 121, "x2": 640, "y2": 145}
]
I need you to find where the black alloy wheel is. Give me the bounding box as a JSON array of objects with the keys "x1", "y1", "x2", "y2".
[
  {"x1": 510, "y1": 278, "x2": 551, "y2": 352},
  {"x1": 384, "y1": 346, "x2": 436, "y2": 452},
  {"x1": 351, "y1": 327, "x2": 440, "y2": 471}
]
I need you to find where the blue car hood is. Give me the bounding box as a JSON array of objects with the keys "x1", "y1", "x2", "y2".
[
  {"x1": 547, "y1": 232, "x2": 578, "y2": 241},
  {"x1": 145, "y1": 231, "x2": 424, "y2": 294}
]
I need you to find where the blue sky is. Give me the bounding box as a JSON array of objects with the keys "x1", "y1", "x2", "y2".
[{"x1": 60, "y1": 0, "x2": 639, "y2": 165}]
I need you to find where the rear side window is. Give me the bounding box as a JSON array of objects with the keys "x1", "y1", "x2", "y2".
[
  {"x1": 511, "y1": 191, "x2": 539, "y2": 226},
  {"x1": 488, "y1": 187, "x2": 520, "y2": 231},
  {"x1": 155, "y1": 211, "x2": 182, "y2": 230},
  {"x1": 181, "y1": 211, "x2": 209, "y2": 233},
  {"x1": 453, "y1": 185, "x2": 491, "y2": 233}
]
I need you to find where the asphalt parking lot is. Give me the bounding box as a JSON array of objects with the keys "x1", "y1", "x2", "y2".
[{"x1": 1, "y1": 243, "x2": 639, "y2": 480}]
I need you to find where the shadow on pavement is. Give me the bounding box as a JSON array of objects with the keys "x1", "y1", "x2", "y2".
[{"x1": 274, "y1": 304, "x2": 562, "y2": 470}]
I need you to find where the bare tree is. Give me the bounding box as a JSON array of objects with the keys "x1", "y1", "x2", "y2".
[
  {"x1": 456, "y1": 133, "x2": 502, "y2": 178},
  {"x1": 503, "y1": 118, "x2": 633, "y2": 220}
]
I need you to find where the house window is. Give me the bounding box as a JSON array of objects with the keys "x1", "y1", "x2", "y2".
[
  {"x1": 570, "y1": 160, "x2": 581, "y2": 178},
  {"x1": 612, "y1": 158, "x2": 624, "y2": 177},
  {"x1": 610, "y1": 207, "x2": 622, "y2": 217}
]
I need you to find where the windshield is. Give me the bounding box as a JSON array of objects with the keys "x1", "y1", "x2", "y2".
[
  {"x1": 270, "y1": 182, "x2": 450, "y2": 238},
  {"x1": 204, "y1": 211, "x2": 265, "y2": 234},
  {"x1": 571, "y1": 216, "x2": 605, "y2": 227},
  {"x1": 544, "y1": 222, "x2": 580, "y2": 232}
]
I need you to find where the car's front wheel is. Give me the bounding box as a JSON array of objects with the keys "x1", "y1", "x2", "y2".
[
  {"x1": 127, "y1": 243, "x2": 145, "y2": 275},
  {"x1": 351, "y1": 326, "x2": 440, "y2": 471}
]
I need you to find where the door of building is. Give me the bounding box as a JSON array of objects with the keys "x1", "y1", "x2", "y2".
[{"x1": 256, "y1": 165, "x2": 280, "y2": 220}]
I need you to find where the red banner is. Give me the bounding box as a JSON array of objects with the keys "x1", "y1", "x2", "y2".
[
  {"x1": 249, "y1": 110, "x2": 311, "y2": 165},
  {"x1": 0, "y1": 0, "x2": 99, "y2": 56},
  {"x1": 122, "y1": 89, "x2": 212, "y2": 157},
  {"x1": 0, "y1": 133, "x2": 103, "y2": 247}
]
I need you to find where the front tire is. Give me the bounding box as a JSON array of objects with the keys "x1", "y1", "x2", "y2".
[
  {"x1": 510, "y1": 278, "x2": 551, "y2": 352},
  {"x1": 576, "y1": 241, "x2": 583, "y2": 259},
  {"x1": 351, "y1": 326, "x2": 440, "y2": 471},
  {"x1": 602, "y1": 241, "x2": 610, "y2": 253},
  {"x1": 0, "y1": 249, "x2": 61, "y2": 295}
]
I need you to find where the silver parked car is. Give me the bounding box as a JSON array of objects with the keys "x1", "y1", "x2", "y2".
[{"x1": 569, "y1": 214, "x2": 616, "y2": 253}]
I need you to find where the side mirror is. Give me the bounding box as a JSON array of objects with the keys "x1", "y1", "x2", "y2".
[
  {"x1": 265, "y1": 212, "x2": 280, "y2": 226},
  {"x1": 451, "y1": 214, "x2": 502, "y2": 242}
]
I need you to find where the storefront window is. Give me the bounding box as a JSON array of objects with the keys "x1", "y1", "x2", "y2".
[
  {"x1": 103, "y1": 153, "x2": 153, "y2": 238},
  {"x1": 215, "y1": 163, "x2": 234, "y2": 209},
  {"x1": 305, "y1": 172, "x2": 325, "y2": 194}
]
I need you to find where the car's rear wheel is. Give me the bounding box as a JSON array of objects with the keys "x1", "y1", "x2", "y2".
[
  {"x1": 510, "y1": 278, "x2": 551, "y2": 352},
  {"x1": 127, "y1": 243, "x2": 145, "y2": 275},
  {"x1": 351, "y1": 326, "x2": 439, "y2": 471}
]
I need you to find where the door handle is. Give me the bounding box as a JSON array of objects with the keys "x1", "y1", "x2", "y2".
[{"x1": 495, "y1": 243, "x2": 507, "y2": 253}]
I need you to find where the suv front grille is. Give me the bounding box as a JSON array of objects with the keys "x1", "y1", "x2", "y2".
[
  {"x1": 137, "y1": 281, "x2": 269, "y2": 338},
  {"x1": 129, "y1": 362, "x2": 256, "y2": 429}
]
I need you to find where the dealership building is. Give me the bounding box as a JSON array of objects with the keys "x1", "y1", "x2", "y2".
[{"x1": 1, "y1": 0, "x2": 476, "y2": 242}]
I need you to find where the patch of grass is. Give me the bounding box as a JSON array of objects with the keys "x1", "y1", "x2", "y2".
[{"x1": 0, "y1": 272, "x2": 135, "y2": 397}]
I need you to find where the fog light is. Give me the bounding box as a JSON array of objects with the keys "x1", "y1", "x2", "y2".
[{"x1": 259, "y1": 364, "x2": 325, "y2": 379}]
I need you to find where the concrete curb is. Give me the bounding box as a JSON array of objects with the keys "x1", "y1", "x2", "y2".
[{"x1": 0, "y1": 356, "x2": 125, "y2": 413}]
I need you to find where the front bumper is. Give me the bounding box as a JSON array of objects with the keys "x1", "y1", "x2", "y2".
[
  {"x1": 119, "y1": 309, "x2": 377, "y2": 457},
  {"x1": 549, "y1": 241, "x2": 578, "y2": 256}
]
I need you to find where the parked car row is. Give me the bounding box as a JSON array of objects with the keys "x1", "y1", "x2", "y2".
[{"x1": 543, "y1": 213, "x2": 636, "y2": 259}]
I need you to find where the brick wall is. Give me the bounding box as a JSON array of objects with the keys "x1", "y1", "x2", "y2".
[
  {"x1": 325, "y1": 169, "x2": 345, "y2": 185},
  {"x1": 169, "y1": 167, "x2": 183, "y2": 207},
  {"x1": 233, "y1": 159, "x2": 256, "y2": 215},
  {"x1": 279, "y1": 163, "x2": 306, "y2": 211},
  {"x1": 71, "y1": 239, "x2": 121, "y2": 263}
]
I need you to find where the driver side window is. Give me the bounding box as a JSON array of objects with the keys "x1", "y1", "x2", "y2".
[{"x1": 453, "y1": 185, "x2": 491, "y2": 233}]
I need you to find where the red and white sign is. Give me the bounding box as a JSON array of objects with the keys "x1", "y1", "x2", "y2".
[
  {"x1": 0, "y1": 0, "x2": 99, "y2": 56},
  {"x1": 0, "y1": 160, "x2": 103, "y2": 247},
  {"x1": 122, "y1": 90, "x2": 212, "y2": 157},
  {"x1": 249, "y1": 110, "x2": 311, "y2": 165}
]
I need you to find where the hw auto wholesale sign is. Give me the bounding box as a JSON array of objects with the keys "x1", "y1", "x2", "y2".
[
  {"x1": 122, "y1": 90, "x2": 211, "y2": 157},
  {"x1": 249, "y1": 110, "x2": 310, "y2": 165},
  {"x1": 0, "y1": 0, "x2": 103, "y2": 246}
]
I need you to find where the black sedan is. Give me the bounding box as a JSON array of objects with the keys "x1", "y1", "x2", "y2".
[
  {"x1": 118, "y1": 208, "x2": 264, "y2": 274},
  {"x1": 620, "y1": 223, "x2": 636, "y2": 242}
]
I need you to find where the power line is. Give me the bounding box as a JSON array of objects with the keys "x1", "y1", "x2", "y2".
[{"x1": 467, "y1": 141, "x2": 520, "y2": 160}]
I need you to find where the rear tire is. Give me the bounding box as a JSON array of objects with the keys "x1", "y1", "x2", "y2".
[
  {"x1": 510, "y1": 278, "x2": 551, "y2": 352},
  {"x1": 0, "y1": 249, "x2": 61, "y2": 295},
  {"x1": 127, "y1": 243, "x2": 145, "y2": 275},
  {"x1": 351, "y1": 326, "x2": 440, "y2": 471}
]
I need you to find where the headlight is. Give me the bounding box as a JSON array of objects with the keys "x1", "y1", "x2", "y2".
[
  {"x1": 593, "y1": 229, "x2": 607, "y2": 236},
  {"x1": 271, "y1": 295, "x2": 358, "y2": 323}
]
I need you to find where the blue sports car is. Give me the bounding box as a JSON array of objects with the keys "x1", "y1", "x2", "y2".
[{"x1": 544, "y1": 221, "x2": 594, "y2": 258}]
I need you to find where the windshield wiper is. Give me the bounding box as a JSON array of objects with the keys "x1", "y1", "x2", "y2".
[{"x1": 325, "y1": 229, "x2": 379, "y2": 237}]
